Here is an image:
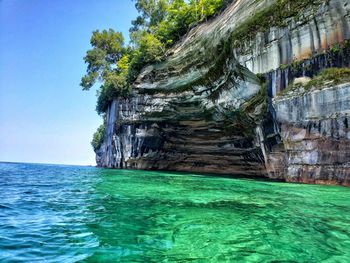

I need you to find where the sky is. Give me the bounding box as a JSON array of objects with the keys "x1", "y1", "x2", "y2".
[{"x1": 0, "y1": 0, "x2": 138, "y2": 165}]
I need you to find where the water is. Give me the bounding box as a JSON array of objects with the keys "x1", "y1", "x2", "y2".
[{"x1": 0, "y1": 162, "x2": 349, "y2": 262}]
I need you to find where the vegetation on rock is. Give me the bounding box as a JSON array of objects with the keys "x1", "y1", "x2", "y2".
[
  {"x1": 82, "y1": 0, "x2": 230, "y2": 116},
  {"x1": 91, "y1": 122, "x2": 106, "y2": 151},
  {"x1": 81, "y1": 29, "x2": 130, "y2": 114},
  {"x1": 280, "y1": 68, "x2": 350, "y2": 96},
  {"x1": 231, "y1": 0, "x2": 326, "y2": 48},
  {"x1": 82, "y1": 0, "x2": 231, "y2": 150}
]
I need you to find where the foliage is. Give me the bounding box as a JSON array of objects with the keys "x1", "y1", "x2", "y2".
[
  {"x1": 281, "y1": 67, "x2": 350, "y2": 96},
  {"x1": 131, "y1": 0, "x2": 228, "y2": 46},
  {"x1": 91, "y1": 122, "x2": 106, "y2": 151},
  {"x1": 305, "y1": 68, "x2": 350, "y2": 89},
  {"x1": 82, "y1": 0, "x2": 229, "y2": 117},
  {"x1": 81, "y1": 29, "x2": 132, "y2": 113},
  {"x1": 131, "y1": 32, "x2": 165, "y2": 65},
  {"x1": 81, "y1": 29, "x2": 125, "y2": 90},
  {"x1": 81, "y1": 1, "x2": 233, "y2": 146}
]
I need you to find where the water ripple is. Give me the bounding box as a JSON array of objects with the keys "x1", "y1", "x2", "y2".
[{"x1": 0, "y1": 162, "x2": 349, "y2": 262}]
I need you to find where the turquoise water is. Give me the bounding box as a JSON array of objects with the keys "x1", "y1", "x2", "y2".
[{"x1": 0, "y1": 162, "x2": 349, "y2": 262}]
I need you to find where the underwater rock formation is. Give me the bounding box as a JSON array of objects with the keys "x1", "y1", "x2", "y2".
[{"x1": 96, "y1": 0, "x2": 350, "y2": 185}]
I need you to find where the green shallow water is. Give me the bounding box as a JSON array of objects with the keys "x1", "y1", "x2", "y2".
[{"x1": 0, "y1": 163, "x2": 350, "y2": 262}]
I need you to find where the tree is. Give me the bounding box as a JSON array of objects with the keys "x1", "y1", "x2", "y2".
[
  {"x1": 82, "y1": 0, "x2": 230, "y2": 116},
  {"x1": 84, "y1": 0, "x2": 232, "y2": 150},
  {"x1": 133, "y1": 0, "x2": 170, "y2": 28},
  {"x1": 91, "y1": 122, "x2": 106, "y2": 151},
  {"x1": 80, "y1": 29, "x2": 125, "y2": 90},
  {"x1": 190, "y1": 0, "x2": 224, "y2": 22},
  {"x1": 138, "y1": 32, "x2": 165, "y2": 63},
  {"x1": 81, "y1": 29, "x2": 132, "y2": 115}
]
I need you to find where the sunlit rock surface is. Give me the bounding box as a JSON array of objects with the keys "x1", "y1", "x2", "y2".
[
  {"x1": 267, "y1": 83, "x2": 350, "y2": 185},
  {"x1": 96, "y1": 78, "x2": 266, "y2": 176},
  {"x1": 96, "y1": 0, "x2": 350, "y2": 185},
  {"x1": 238, "y1": 0, "x2": 350, "y2": 72}
]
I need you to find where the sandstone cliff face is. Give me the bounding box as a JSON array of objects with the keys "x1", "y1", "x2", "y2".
[
  {"x1": 96, "y1": 0, "x2": 350, "y2": 185},
  {"x1": 266, "y1": 84, "x2": 350, "y2": 185},
  {"x1": 96, "y1": 76, "x2": 266, "y2": 176}
]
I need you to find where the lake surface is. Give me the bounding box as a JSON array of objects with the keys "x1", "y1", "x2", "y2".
[{"x1": 0, "y1": 162, "x2": 349, "y2": 262}]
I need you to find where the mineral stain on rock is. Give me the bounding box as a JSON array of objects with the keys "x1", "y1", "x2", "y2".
[{"x1": 96, "y1": 0, "x2": 350, "y2": 186}]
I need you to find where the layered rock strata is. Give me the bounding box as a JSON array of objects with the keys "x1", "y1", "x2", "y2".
[
  {"x1": 265, "y1": 83, "x2": 350, "y2": 185},
  {"x1": 96, "y1": 76, "x2": 267, "y2": 176},
  {"x1": 96, "y1": 0, "x2": 350, "y2": 185}
]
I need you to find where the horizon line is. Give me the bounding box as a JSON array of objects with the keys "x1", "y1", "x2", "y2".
[{"x1": 0, "y1": 160, "x2": 96, "y2": 167}]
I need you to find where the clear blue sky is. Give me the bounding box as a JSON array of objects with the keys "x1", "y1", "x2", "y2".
[{"x1": 0, "y1": 0, "x2": 138, "y2": 165}]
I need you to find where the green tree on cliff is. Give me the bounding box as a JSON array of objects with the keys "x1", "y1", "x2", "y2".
[
  {"x1": 91, "y1": 122, "x2": 106, "y2": 151},
  {"x1": 81, "y1": 29, "x2": 132, "y2": 114},
  {"x1": 81, "y1": 29, "x2": 125, "y2": 90},
  {"x1": 82, "y1": 1, "x2": 229, "y2": 115},
  {"x1": 82, "y1": 0, "x2": 229, "y2": 150}
]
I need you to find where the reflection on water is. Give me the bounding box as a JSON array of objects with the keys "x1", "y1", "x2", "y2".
[{"x1": 0, "y1": 162, "x2": 350, "y2": 262}]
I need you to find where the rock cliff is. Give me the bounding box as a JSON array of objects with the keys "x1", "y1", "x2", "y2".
[
  {"x1": 96, "y1": 0, "x2": 350, "y2": 186},
  {"x1": 269, "y1": 83, "x2": 350, "y2": 184}
]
